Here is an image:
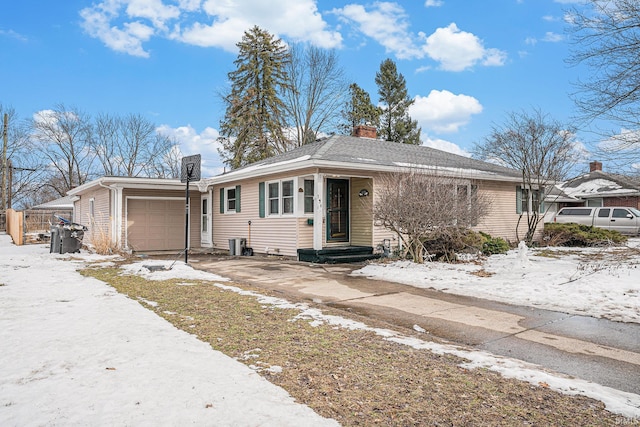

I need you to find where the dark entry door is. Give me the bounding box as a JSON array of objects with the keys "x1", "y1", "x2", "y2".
[{"x1": 326, "y1": 179, "x2": 349, "y2": 242}]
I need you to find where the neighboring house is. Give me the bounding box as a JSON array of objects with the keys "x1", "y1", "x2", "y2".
[
  {"x1": 199, "y1": 126, "x2": 534, "y2": 259},
  {"x1": 67, "y1": 177, "x2": 200, "y2": 252},
  {"x1": 545, "y1": 161, "x2": 640, "y2": 221},
  {"x1": 68, "y1": 127, "x2": 540, "y2": 257}
]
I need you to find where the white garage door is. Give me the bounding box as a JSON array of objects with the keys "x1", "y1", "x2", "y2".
[{"x1": 127, "y1": 199, "x2": 185, "y2": 251}]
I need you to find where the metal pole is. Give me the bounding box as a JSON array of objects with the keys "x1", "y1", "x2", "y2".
[
  {"x1": 7, "y1": 159, "x2": 12, "y2": 210},
  {"x1": 185, "y1": 178, "x2": 190, "y2": 264},
  {"x1": 1, "y1": 113, "x2": 8, "y2": 212}
]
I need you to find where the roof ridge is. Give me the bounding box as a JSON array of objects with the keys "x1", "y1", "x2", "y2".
[{"x1": 311, "y1": 135, "x2": 338, "y2": 159}]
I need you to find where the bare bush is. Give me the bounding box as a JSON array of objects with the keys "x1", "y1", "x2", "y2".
[
  {"x1": 373, "y1": 170, "x2": 490, "y2": 263},
  {"x1": 86, "y1": 213, "x2": 118, "y2": 255}
]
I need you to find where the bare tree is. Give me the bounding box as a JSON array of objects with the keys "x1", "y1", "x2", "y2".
[
  {"x1": 474, "y1": 109, "x2": 579, "y2": 244},
  {"x1": 1, "y1": 106, "x2": 42, "y2": 209},
  {"x1": 30, "y1": 104, "x2": 95, "y2": 197},
  {"x1": 567, "y1": 0, "x2": 640, "y2": 169},
  {"x1": 283, "y1": 45, "x2": 347, "y2": 147},
  {"x1": 374, "y1": 170, "x2": 489, "y2": 263},
  {"x1": 93, "y1": 113, "x2": 174, "y2": 177}
]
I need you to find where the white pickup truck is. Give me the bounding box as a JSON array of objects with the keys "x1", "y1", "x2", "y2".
[{"x1": 553, "y1": 206, "x2": 640, "y2": 235}]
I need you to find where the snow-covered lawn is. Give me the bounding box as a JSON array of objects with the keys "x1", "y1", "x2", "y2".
[
  {"x1": 1, "y1": 233, "x2": 639, "y2": 422},
  {"x1": 353, "y1": 240, "x2": 640, "y2": 324},
  {"x1": 0, "y1": 235, "x2": 337, "y2": 426}
]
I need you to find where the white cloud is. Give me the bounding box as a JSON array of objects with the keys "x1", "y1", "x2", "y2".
[
  {"x1": 334, "y1": 2, "x2": 421, "y2": 59},
  {"x1": 542, "y1": 32, "x2": 563, "y2": 42},
  {"x1": 409, "y1": 90, "x2": 483, "y2": 134},
  {"x1": 525, "y1": 36, "x2": 537, "y2": 46},
  {"x1": 0, "y1": 28, "x2": 28, "y2": 42},
  {"x1": 157, "y1": 124, "x2": 224, "y2": 177},
  {"x1": 422, "y1": 136, "x2": 470, "y2": 157},
  {"x1": 424, "y1": 0, "x2": 443, "y2": 7},
  {"x1": 80, "y1": 0, "x2": 341, "y2": 56},
  {"x1": 423, "y1": 23, "x2": 506, "y2": 71},
  {"x1": 334, "y1": 4, "x2": 505, "y2": 70}
]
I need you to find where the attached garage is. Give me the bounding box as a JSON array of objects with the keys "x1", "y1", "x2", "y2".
[{"x1": 127, "y1": 198, "x2": 186, "y2": 251}]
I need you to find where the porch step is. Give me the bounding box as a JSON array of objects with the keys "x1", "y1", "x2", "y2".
[{"x1": 297, "y1": 246, "x2": 380, "y2": 264}]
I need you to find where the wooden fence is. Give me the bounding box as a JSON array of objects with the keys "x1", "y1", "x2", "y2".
[
  {"x1": 6, "y1": 209, "x2": 24, "y2": 245},
  {"x1": 5, "y1": 209, "x2": 73, "y2": 245}
]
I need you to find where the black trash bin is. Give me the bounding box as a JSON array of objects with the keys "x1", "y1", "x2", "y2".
[{"x1": 60, "y1": 223, "x2": 87, "y2": 254}]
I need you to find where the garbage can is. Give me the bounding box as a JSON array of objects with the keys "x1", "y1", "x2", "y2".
[
  {"x1": 228, "y1": 239, "x2": 236, "y2": 255},
  {"x1": 50, "y1": 226, "x2": 61, "y2": 254},
  {"x1": 60, "y1": 223, "x2": 86, "y2": 254},
  {"x1": 235, "y1": 238, "x2": 246, "y2": 256}
]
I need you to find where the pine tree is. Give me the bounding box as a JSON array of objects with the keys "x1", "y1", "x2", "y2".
[
  {"x1": 375, "y1": 59, "x2": 421, "y2": 144},
  {"x1": 339, "y1": 83, "x2": 381, "y2": 135},
  {"x1": 218, "y1": 26, "x2": 291, "y2": 169}
]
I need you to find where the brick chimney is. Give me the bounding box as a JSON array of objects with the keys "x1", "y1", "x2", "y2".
[
  {"x1": 590, "y1": 161, "x2": 603, "y2": 172},
  {"x1": 352, "y1": 124, "x2": 377, "y2": 139}
]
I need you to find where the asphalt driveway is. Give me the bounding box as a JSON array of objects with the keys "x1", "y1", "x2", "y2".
[{"x1": 191, "y1": 255, "x2": 640, "y2": 395}]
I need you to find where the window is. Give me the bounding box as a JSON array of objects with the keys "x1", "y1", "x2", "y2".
[
  {"x1": 282, "y1": 180, "x2": 294, "y2": 214},
  {"x1": 220, "y1": 186, "x2": 241, "y2": 213},
  {"x1": 267, "y1": 180, "x2": 294, "y2": 216},
  {"x1": 613, "y1": 208, "x2": 631, "y2": 218},
  {"x1": 304, "y1": 179, "x2": 314, "y2": 214},
  {"x1": 268, "y1": 182, "x2": 279, "y2": 214},
  {"x1": 202, "y1": 198, "x2": 208, "y2": 232},
  {"x1": 226, "y1": 187, "x2": 236, "y2": 212},
  {"x1": 89, "y1": 198, "x2": 95, "y2": 220},
  {"x1": 516, "y1": 186, "x2": 544, "y2": 214},
  {"x1": 597, "y1": 208, "x2": 610, "y2": 218}
]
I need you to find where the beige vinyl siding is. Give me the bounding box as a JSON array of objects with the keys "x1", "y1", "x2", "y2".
[
  {"x1": 297, "y1": 218, "x2": 313, "y2": 248},
  {"x1": 74, "y1": 187, "x2": 111, "y2": 247},
  {"x1": 213, "y1": 174, "x2": 309, "y2": 257},
  {"x1": 350, "y1": 177, "x2": 373, "y2": 246},
  {"x1": 473, "y1": 180, "x2": 524, "y2": 243}
]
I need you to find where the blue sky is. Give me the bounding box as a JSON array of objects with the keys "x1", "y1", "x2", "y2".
[{"x1": 1, "y1": 0, "x2": 592, "y2": 177}]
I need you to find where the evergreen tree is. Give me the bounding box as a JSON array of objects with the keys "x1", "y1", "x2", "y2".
[
  {"x1": 339, "y1": 83, "x2": 381, "y2": 135},
  {"x1": 375, "y1": 59, "x2": 421, "y2": 144},
  {"x1": 218, "y1": 26, "x2": 291, "y2": 169}
]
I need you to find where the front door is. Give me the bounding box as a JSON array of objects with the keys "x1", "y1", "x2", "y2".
[
  {"x1": 326, "y1": 179, "x2": 349, "y2": 242},
  {"x1": 201, "y1": 195, "x2": 212, "y2": 246}
]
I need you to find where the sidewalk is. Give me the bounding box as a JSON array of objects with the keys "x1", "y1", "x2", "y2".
[{"x1": 0, "y1": 234, "x2": 337, "y2": 426}]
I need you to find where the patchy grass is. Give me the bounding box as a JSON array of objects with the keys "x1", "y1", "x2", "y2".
[{"x1": 82, "y1": 266, "x2": 635, "y2": 426}]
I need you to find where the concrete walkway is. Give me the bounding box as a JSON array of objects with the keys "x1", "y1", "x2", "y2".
[{"x1": 193, "y1": 256, "x2": 640, "y2": 395}]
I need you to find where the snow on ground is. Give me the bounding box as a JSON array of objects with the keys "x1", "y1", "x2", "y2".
[
  {"x1": 353, "y1": 239, "x2": 640, "y2": 324},
  {"x1": 0, "y1": 234, "x2": 338, "y2": 427},
  {"x1": 2, "y1": 233, "x2": 640, "y2": 421}
]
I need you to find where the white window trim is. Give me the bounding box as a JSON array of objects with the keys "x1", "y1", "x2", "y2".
[
  {"x1": 224, "y1": 186, "x2": 237, "y2": 214},
  {"x1": 300, "y1": 177, "x2": 315, "y2": 217},
  {"x1": 266, "y1": 179, "x2": 295, "y2": 217}
]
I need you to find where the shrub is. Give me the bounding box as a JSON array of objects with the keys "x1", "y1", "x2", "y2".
[
  {"x1": 543, "y1": 223, "x2": 627, "y2": 247},
  {"x1": 479, "y1": 232, "x2": 510, "y2": 255},
  {"x1": 421, "y1": 230, "x2": 509, "y2": 262}
]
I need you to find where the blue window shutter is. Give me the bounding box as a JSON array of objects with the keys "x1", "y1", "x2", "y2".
[
  {"x1": 236, "y1": 185, "x2": 241, "y2": 213},
  {"x1": 259, "y1": 182, "x2": 265, "y2": 218},
  {"x1": 220, "y1": 188, "x2": 224, "y2": 213},
  {"x1": 516, "y1": 186, "x2": 522, "y2": 214}
]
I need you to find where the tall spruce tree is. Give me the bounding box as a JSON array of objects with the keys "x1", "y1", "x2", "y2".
[
  {"x1": 218, "y1": 26, "x2": 291, "y2": 169},
  {"x1": 375, "y1": 59, "x2": 421, "y2": 144},
  {"x1": 339, "y1": 83, "x2": 381, "y2": 135}
]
